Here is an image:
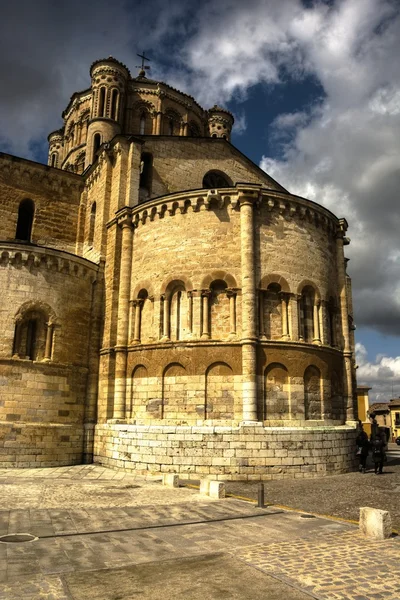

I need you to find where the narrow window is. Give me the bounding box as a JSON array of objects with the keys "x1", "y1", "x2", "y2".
[
  {"x1": 168, "y1": 119, "x2": 174, "y2": 135},
  {"x1": 89, "y1": 202, "x2": 96, "y2": 246},
  {"x1": 93, "y1": 133, "x2": 101, "y2": 162},
  {"x1": 26, "y1": 319, "x2": 37, "y2": 360},
  {"x1": 15, "y1": 199, "x2": 35, "y2": 242},
  {"x1": 139, "y1": 153, "x2": 153, "y2": 199},
  {"x1": 140, "y1": 112, "x2": 146, "y2": 135},
  {"x1": 98, "y1": 87, "x2": 106, "y2": 117},
  {"x1": 111, "y1": 89, "x2": 119, "y2": 120},
  {"x1": 51, "y1": 153, "x2": 57, "y2": 167}
]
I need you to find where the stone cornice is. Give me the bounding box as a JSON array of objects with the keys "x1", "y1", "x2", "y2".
[
  {"x1": 112, "y1": 186, "x2": 340, "y2": 236},
  {"x1": 0, "y1": 242, "x2": 99, "y2": 280},
  {"x1": 0, "y1": 152, "x2": 83, "y2": 195}
]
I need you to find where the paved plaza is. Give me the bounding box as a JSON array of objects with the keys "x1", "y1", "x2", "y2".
[{"x1": 0, "y1": 464, "x2": 399, "y2": 599}]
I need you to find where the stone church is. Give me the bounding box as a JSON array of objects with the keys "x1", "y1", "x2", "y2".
[{"x1": 0, "y1": 57, "x2": 358, "y2": 479}]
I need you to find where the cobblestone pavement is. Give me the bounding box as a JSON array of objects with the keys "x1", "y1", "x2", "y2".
[
  {"x1": 234, "y1": 531, "x2": 400, "y2": 600},
  {"x1": 0, "y1": 465, "x2": 399, "y2": 599}
]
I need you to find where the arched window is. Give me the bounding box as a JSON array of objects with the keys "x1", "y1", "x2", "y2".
[
  {"x1": 92, "y1": 133, "x2": 101, "y2": 162},
  {"x1": 139, "y1": 112, "x2": 146, "y2": 135},
  {"x1": 168, "y1": 119, "x2": 174, "y2": 136},
  {"x1": 203, "y1": 170, "x2": 232, "y2": 189},
  {"x1": 15, "y1": 199, "x2": 35, "y2": 242},
  {"x1": 88, "y1": 202, "x2": 96, "y2": 246},
  {"x1": 111, "y1": 89, "x2": 119, "y2": 120},
  {"x1": 139, "y1": 152, "x2": 153, "y2": 201},
  {"x1": 327, "y1": 297, "x2": 337, "y2": 346},
  {"x1": 51, "y1": 153, "x2": 57, "y2": 167},
  {"x1": 13, "y1": 309, "x2": 49, "y2": 361},
  {"x1": 98, "y1": 87, "x2": 106, "y2": 117},
  {"x1": 188, "y1": 122, "x2": 201, "y2": 137}
]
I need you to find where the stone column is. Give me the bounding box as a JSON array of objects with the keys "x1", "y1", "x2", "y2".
[
  {"x1": 320, "y1": 301, "x2": 327, "y2": 345},
  {"x1": 201, "y1": 290, "x2": 211, "y2": 339},
  {"x1": 133, "y1": 299, "x2": 143, "y2": 342},
  {"x1": 226, "y1": 288, "x2": 237, "y2": 335},
  {"x1": 161, "y1": 294, "x2": 170, "y2": 340},
  {"x1": 337, "y1": 221, "x2": 354, "y2": 421},
  {"x1": 289, "y1": 294, "x2": 298, "y2": 341},
  {"x1": 239, "y1": 188, "x2": 260, "y2": 422},
  {"x1": 297, "y1": 295, "x2": 304, "y2": 341},
  {"x1": 313, "y1": 300, "x2": 321, "y2": 344},
  {"x1": 44, "y1": 323, "x2": 53, "y2": 361},
  {"x1": 280, "y1": 293, "x2": 289, "y2": 340},
  {"x1": 156, "y1": 112, "x2": 162, "y2": 135},
  {"x1": 113, "y1": 215, "x2": 134, "y2": 420},
  {"x1": 187, "y1": 291, "x2": 193, "y2": 335},
  {"x1": 258, "y1": 291, "x2": 265, "y2": 338}
]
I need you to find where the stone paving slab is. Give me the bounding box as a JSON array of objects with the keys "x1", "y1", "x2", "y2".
[{"x1": 234, "y1": 530, "x2": 400, "y2": 600}]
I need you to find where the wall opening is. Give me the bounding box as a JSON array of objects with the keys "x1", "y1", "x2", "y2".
[{"x1": 15, "y1": 199, "x2": 35, "y2": 242}]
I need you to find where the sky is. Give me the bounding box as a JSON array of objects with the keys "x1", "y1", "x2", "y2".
[{"x1": 1, "y1": 0, "x2": 400, "y2": 401}]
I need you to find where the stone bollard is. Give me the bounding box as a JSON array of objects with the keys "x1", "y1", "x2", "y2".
[
  {"x1": 359, "y1": 507, "x2": 392, "y2": 540},
  {"x1": 162, "y1": 473, "x2": 179, "y2": 488},
  {"x1": 200, "y1": 479, "x2": 210, "y2": 496},
  {"x1": 208, "y1": 481, "x2": 225, "y2": 499}
]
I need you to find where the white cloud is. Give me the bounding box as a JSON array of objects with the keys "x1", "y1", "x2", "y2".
[{"x1": 356, "y1": 343, "x2": 400, "y2": 401}]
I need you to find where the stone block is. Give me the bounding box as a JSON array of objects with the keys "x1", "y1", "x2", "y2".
[
  {"x1": 208, "y1": 480, "x2": 225, "y2": 499},
  {"x1": 162, "y1": 473, "x2": 179, "y2": 488},
  {"x1": 199, "y1": 479, "x2": 210, "y2": 495},
  {"x1": 359, "y1": 507, "x2": 392, "y2": 539}
]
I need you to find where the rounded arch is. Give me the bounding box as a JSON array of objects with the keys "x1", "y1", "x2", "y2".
[
  {"x1": 260, "y1": 274, "x2": 290, "y2": 293},
  {"x1": 110, "y1": 88, "x2": 120, "y2": 120},
  {"x1": 131, "y1": 281, "x2": 155, "y2": 299},
  {"x1": 203, "y1": 170, "x2": 233, "y2": 189},
  {"x1": 161, "y1": 276, "x2": 193, "y2": 296},
  {"x1": 14, "y1": 300, "x2": 57, "y2": 324},
  {"x1": 132, "y1": 364, "x2": 148, "y2": 378},
  {"x1": 205, "y1": 361, "x2": 234, "y2": 420},
  {"x1": 297, "y1": 280, "x2": 321, "y2": 300},
  {"x1": 200, "y1": 271, "x2": 237, "y2": 289},
  {"x1": 206, "y1": 361, "x2": 233, "y2": 376},
  {"x1": 188, "y1": 120, "x2": 201, "y2": 137}
]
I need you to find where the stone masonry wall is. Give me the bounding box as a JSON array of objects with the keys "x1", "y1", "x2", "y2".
[{"x1": 94, "y1": 423, "x2": 358, "y2": 480}]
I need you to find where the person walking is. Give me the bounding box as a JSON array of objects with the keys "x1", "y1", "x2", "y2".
[
  {"x1": 370, "y1": 425, "x2": 387, "y2": 475},
  {"x1": 356, "y1": 424, "x2": 369, "y2": 473}
]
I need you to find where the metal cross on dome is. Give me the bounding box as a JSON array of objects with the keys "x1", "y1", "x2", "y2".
[{"x1": 136, "y1": 52, "x2": 151, "y2": 76}]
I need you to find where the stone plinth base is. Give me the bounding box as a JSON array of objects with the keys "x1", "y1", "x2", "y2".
[
  {"x1": 360, "y1": 507, "x2": 392, "y2": 539},
  {"x1": 93, "y1": 423, "x2": 358, "y2": 481},
  {"x1": 0, "y1": 422, "x2": 84, "y2": 468}
]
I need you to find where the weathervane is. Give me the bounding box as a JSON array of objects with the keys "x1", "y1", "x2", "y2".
[{"x1": 136, "y1": 52, "x2": 151, "y2": 77}]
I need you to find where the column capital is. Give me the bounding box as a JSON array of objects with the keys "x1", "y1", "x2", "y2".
[
  {"x1": 226, "y1": 287, "x2": 238, "y2": 298},
  {"x1": 201, "y1": 289, "x2": 212, "y2": 298}
]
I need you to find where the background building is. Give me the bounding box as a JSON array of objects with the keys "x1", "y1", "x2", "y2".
[{"x1": 0, "y1": 58, "x2": 358, "y2": 478}]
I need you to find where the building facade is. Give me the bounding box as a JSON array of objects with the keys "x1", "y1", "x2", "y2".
[{"x1": 0, "y1": 58, "x2": 358, "y2": 478}]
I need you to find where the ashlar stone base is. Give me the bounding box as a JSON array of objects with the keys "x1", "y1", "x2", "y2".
[{"x1": 93, "y1": 422, "x2": 358, "y2": 480}]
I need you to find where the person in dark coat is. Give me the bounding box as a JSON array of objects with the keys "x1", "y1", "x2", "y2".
[
  {"x1": 356, "y1": 423, "x2": 369, "y2": 473},
  {"x1": 370, "y1": 425, "x2": 387, "y2": 475}
]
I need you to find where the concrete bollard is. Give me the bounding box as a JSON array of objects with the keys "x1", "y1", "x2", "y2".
[
  {"x1": 208, "y1": 481, "x2": 225, "y2": 499},
  {"x1": 200, "y1": 479, "x2": 210, "y2": 496},
  {"x1": 359, "y1": 507, "x2": 392, "y2": 539},
  {"x1": 162, "y1": 473, "x2": 179, "y2": 488}
]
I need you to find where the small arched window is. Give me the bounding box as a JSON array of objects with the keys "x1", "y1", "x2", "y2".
[
  {"x1": 203, "y1": 170, "x2": 232, "y2": 189},
  {"x1": 300, "y1": 286, "x2": 315, "y2": 343},
  {"x1": 89, "y1": 202, "x2": 96, "y2": 246},
  {"x1": 98, "y1": 87, "x2": 106, "y2": 117},
  {"x1": 15, "y1": 199, "x2": 35, "y2": 242},
  {"x1": 111, "y1": 89, "x2": 119, "y2": 120},
  {"x1": 51, "y1": 153, "x2": 57, "y2": 167},
  {"x1": 168, "y1": 119, "x2": 174, "y2": 136},
  {"x1": 13, "y1": 309, "x2": 50, "y2": 361},
  {"x1": 139, "y1": 112, "x2": 146, "y2": 135},
  {"x1": 93, "y1": 133, "x2": 101, "y2": 162}
]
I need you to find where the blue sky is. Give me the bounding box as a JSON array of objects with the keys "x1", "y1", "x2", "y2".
[{"x1": 1, "y1": 0, "x2": 400, "y2": 400}]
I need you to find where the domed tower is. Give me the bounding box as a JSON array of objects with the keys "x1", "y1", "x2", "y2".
[
  {"x1": 47, "y1": 129, "x2": 64, "y2": 168},
  {"x1": 208, "y1": 105, "x2": 234, "y2": 141},
  {"x1": 85, "y1": 57, "x2": 130, "y2": 168}
]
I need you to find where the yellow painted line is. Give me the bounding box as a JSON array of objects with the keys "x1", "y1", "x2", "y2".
[{"x1": 183, "y1": 484, "x2": 399, "y2": 535}]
